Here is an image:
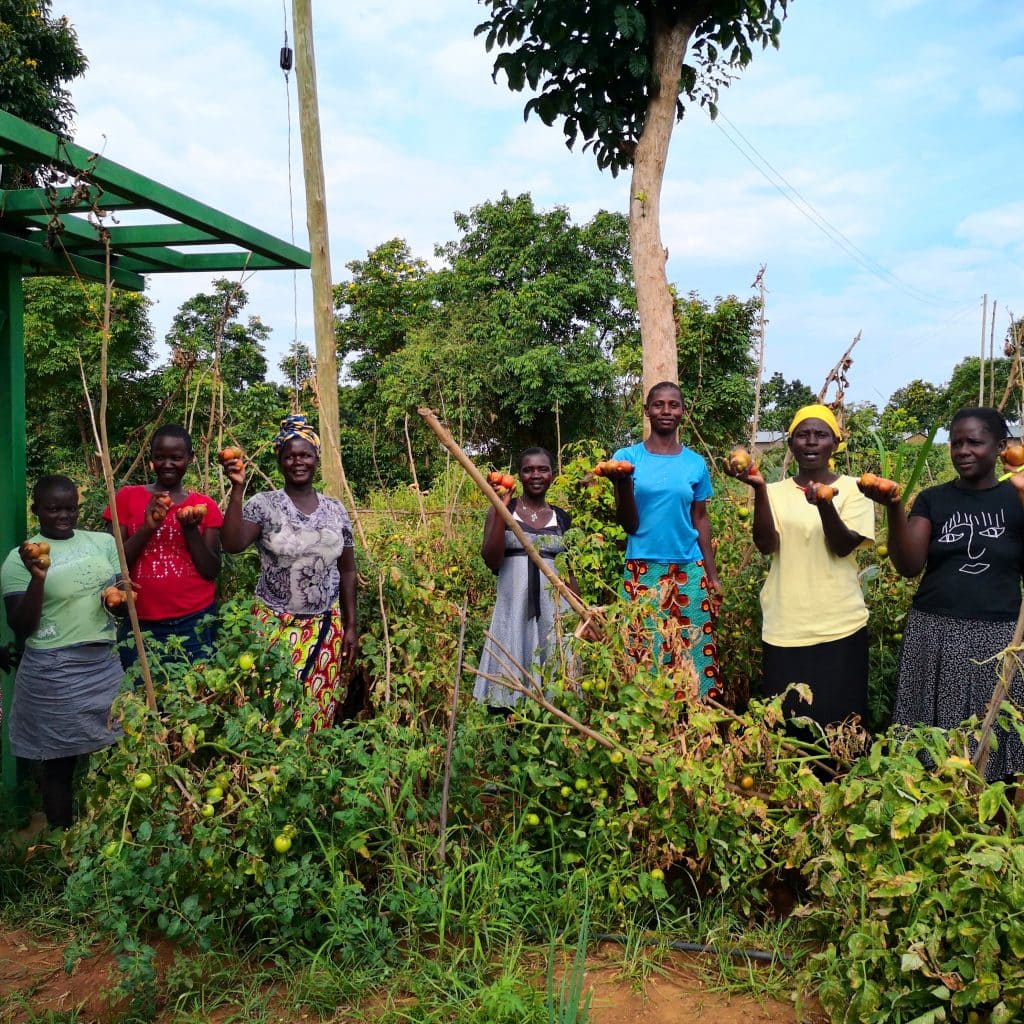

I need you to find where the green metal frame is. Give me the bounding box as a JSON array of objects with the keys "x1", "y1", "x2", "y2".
[{"x1": 0, "y1": 109, "x2": 311, "y2": 799}]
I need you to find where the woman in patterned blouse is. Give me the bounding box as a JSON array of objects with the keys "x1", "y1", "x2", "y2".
[{"x1": 221, "y1": 415, "x2": 358, "y2": 730}]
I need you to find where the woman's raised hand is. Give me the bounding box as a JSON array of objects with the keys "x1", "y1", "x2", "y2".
[
  {"x1": 219, "y1": 447, "x2": 246, "y2": 488},
  {"x1": 145, "y1": 491, "x2": 173, "y2": 529},
  {"x1": 19, "y1": 541, "x2": 50, "y2": 578},
  {"x1": 594, "y1": 459, "x2": 634, "y2": 479},
  {"x1": 856, "y1": 473, "x2": 901, "y2": 505},
  {"x1": 722, "y1": 448, "x2": 764, "y2": 487}
]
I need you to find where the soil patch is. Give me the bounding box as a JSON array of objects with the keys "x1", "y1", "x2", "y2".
[{"x1": 0, "y1": 928, "x2": 826, "y2": 1023}]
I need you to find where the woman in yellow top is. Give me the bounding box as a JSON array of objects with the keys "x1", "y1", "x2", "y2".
[{"x1": 727, "y1": 404, "x2": 874, "y2": 726}]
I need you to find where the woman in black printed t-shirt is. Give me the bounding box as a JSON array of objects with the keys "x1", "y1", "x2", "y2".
[{"x1": 860, "y1": 406, "x2": 1024, "y2": 780}]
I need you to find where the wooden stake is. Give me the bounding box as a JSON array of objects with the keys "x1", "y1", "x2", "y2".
[
  {"x1": 972, "y1": 597, "x2": 1024, "y2": 780},
  {"x1": 437, "y1": 597, "x2": 469, "y2": 867},
  {"x1": 292, "y1": 0, "x2": 343, "y2": 501}
]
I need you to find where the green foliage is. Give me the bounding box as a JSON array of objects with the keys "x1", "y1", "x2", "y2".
[
  {"x1": 882, "y1": 379, "x2": 946, "y2": 438},
  {"x1": 10, "y1": 435, "x2": 1024, "y2": 1020},
  {"x1": 335, "y1": 193, "x2": 639, "y2": 486},
  {"x1": 799, "y1": 724, "x2": 1024, "y2": 1023},
  {"x1": 759, "y1": 371, "x2": 815, "y2": 433},
  {"x1": 164, "y1": 277, "x2": 270, "y2": 394},
  {"x1": 476, "y1": 0, "x2": 789, "y2": 174},
  {"x1": 676, "y1": 291, "x2": 758, "y2": 452},
  {"x1": 943, "y1": 356, "x2": 1014, "y2": 421},
  {"x1": 0, "y1": 0, "x2": 87, "y2": 184},
  {"x1": 22, "y1": 277, "x2": 156, "y2": 480}
]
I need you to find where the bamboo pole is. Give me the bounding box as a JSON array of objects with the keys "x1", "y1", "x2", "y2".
[
  {"x1": 97, "y1": 240, "x2": 157, "y2": 711},
  {"x1": 971, "y1": 599, "x2": 1024, "y2": 779},
  {"x1": 418, "y1": 406, "x2": 592, "y2": 621},
  {"x1": 292, "y1": 0, "x2": 342, "y2": 501},
  {"x1": 437, "y1": 597, "x2": 469, "y2": 867}
]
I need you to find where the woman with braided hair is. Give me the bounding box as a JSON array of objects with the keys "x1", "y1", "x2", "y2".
[{"x1": 221, "y1": 415, "x2": 358, "y2": 730}]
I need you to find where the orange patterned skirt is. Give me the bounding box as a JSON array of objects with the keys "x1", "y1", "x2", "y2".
[{"x1": 252, "y1": 603, "x2": 345, "y2": 731}]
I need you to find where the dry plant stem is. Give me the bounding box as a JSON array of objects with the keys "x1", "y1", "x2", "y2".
[
  {"x1": 972, "y1": 602, "x2": 1024, "y2": 777},
  {"x1": 418, "y1": 407, "x2": 593, "y2": 622},
  {"x1": 307, "y1": 369, "x2": 369, "y2": 547},
  {"x1": 96, "y1": 241, "x2": 157, "y2": 711},
  {"x1": 437, "y1": 597, "x2": 469, "y2": 868},
  {"x1": 404, "y1": 413, "x2": 428, "y2": 530},
  {"x1": 376, "y1": 573, "x2": 392, "y2": 703},
  {"x1": 780, "y1": 330, "x2": 861, "y2": 477}
]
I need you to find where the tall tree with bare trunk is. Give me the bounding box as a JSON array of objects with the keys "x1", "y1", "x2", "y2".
[{"x1": 476, "y1": 0, "x2": 789, "y2": 402}]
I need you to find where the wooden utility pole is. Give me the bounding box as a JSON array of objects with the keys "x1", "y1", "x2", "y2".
[
  {"x1": 979, "y1": 293, "x2": 988, "y2": 406},
  {"x1": 989, "y1": 299, "x2": 997, "y2": 405},
  {"x1": 749, "y1": 264, "x2": 767, "y2": 454},
  {"x1": 292, "y1": 0, "x2": 342, "y2": 498}
]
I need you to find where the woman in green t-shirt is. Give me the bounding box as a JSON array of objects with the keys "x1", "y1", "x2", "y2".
[{"x1": 1, "y1": 475, "x2": 125, "y2": 829}]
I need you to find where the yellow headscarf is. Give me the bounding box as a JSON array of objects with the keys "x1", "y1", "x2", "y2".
[{"x1": 787, "y1": 404, "x2": 842, "y2": 441}]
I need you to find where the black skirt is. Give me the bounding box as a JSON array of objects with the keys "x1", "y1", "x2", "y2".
[{"x1": 761, "y1": 626, "x2": 869, "y2": 727}]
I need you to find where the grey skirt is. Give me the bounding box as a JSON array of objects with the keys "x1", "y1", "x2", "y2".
[
  {"x1": 9, "y1": 643, "x2": 124, "y2": 761},
  {"x1": 893, "y1": 607, "x2": 1024, "y2": 781}
]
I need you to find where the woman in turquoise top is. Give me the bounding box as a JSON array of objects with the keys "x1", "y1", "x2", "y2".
[{"x1": 608, "y1": 382, "x2": 723, "y2": 698}]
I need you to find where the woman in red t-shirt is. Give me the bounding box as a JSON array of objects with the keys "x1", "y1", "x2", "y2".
[{"x1": 104, "y1": 425, "x2": 223, "y2": 663}]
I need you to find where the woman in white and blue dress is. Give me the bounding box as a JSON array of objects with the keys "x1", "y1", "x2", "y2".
[{"x1": 474, "y1": 448, "x2": 575, "y2": 712}]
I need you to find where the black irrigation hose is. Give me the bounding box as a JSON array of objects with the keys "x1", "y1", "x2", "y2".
[{"x1": 590, "y1": 932, "x2": 783, "y2": 964}]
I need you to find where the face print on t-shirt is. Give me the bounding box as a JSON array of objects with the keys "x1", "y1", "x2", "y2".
[{"x1": 937, "y1": 507, "x2": 1006, "y2": 575}]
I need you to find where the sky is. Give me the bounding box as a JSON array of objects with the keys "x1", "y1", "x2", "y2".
[{"x1": 53, "y1": 0, "x2": 1024, "y2": 412}]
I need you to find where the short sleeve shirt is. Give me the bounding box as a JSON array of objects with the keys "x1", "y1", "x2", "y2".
[
  {"x1": 1, "y1": 531, "x2": 120, "y2": 649},
  {"x1": 103, "y1": 486, "x2": 224, "y2": 620},
  {"x1": 910, "y1": 480, "x2": 1024, "y2": 622},
  {"x1": 243, "y1": 490, "x2": 354, "y2": 615},
  {"x1": 611, "y1": 442, "x2": 713, "y2": 563},
  {"x1": 760, "y1": 475, "x2": 875, "y2": 646}
]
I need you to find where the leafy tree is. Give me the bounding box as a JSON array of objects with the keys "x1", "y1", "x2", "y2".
[
  {"x1": 165, "y1": 278, "x2": 269, "y2": 393},
  {"x1": 23, "y1": 277, "x2": 155, "y2": 479},
  {"x1": 941, "y1": 356, "x2": 1013, "y2": 422},
  {"x1": 336, "y1": 193, "x2": 639, "y2": 482},
  {"x1": 476, "y1": 0, "x2": 789, "y2": 402},
  {"x1": 759, "y1": 371, "x2": 814, "y2": 433},
  {"x1": 674, "y1": 292, "x2": 758, "y2": 453},
  {"x1": 0, "y1": 0, "x2": 88, "y2": 184},
  {"x1": 882, "y1": 379, "x2": 944, "y2": 435}
]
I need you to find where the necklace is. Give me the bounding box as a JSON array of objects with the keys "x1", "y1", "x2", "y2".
[{"x1": 518, "y1": 502, "x2": 548, "y2": 525}]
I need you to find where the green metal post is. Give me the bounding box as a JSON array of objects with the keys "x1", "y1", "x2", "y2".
[{"x1": 0, "y1": 257, "x2": 26, "y2": 801}]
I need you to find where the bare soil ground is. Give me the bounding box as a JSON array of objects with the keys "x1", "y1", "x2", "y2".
[{"x1": 0, "y1": 928, "x2": 827, "y2": 1023}]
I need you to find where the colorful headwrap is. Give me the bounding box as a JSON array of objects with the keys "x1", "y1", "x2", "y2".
[
  {"x1": 273, "y1": 414, "x2": 321, "y2": 456},
  {"x1": 787, "y1": 404, "x2": 842, "y2": 441}
]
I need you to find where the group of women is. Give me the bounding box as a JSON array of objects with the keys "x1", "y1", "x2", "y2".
[
  {"x1": 478, "y1": 384, "x2": 1024, "y2": 784},
  {"x1": 2, "y1": 415, "x2": 356, "y2": 828},
  {"x1": 4, "y1": 388, "x2": 1024, "y2": 830}
]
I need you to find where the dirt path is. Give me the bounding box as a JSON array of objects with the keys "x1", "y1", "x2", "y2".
[{"x1": 0, "y1": 928, "x2": 826, "y2": 1023}]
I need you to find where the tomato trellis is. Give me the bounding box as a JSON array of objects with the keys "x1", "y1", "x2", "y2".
[{"x1": 0, "y1": 108, "x2": 310, "y2": 798}]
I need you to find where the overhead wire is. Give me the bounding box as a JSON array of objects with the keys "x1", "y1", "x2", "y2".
[
  {"x1": 281, "y1": 0, "x2": 300, "y2": 409},
  {"x1": 712, "y1": 110, "x2": 951, "y2": 309}
]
